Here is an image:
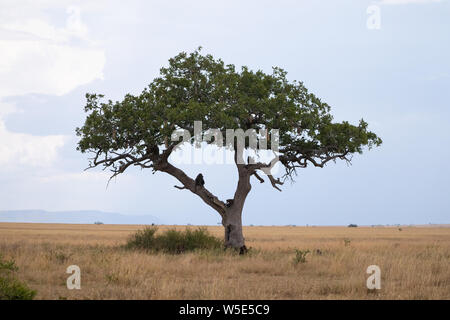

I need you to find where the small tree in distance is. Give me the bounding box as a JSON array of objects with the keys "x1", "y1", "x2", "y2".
[{"x1": 76, "y1": 48, "x2": 381, "y2": 253}]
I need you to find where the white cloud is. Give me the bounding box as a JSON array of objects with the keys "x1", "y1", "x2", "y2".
[
  {"x1": 0, "y1": 40, "x2": 105, "y2": 97},
  {"x1": 379, "y1": 0, "x2": 443, "y2": 4},
  {"x1": 0, "y1": 2, "x2": 105, "y2": 169},
  {"x1": 0, "y1": 4, "x2": 105, "y2": 97},
  {"x1": 0, "y1": 102, "x2": 66, "y2": 167}
]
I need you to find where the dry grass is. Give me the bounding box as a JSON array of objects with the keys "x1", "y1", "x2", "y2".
[{"x1": 0, "y1": 222, "x2": 449, "y2": 299}]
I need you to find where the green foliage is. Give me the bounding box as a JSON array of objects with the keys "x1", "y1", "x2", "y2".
[
  {"x1": 0, "y1": 257, "x2": 18, "y2": 272},
  {"x1": 0, "y1": 255, "x2": 36, "y2": 300},
  {"x1": 348, "y1": 224, "x2": 358, "y2": 228},
  {"x1": 125, "y1": 226, "x2": 223, "y2": 254},
  {"x1": 126, "y1": 226, "x2": 158, "y2": 250},
  {"x1": 76, "y1": 47, "x2": 381, "y2": 180},
  {"x1": 0, "y1": 278, "x2": 36, "y2": 300},
  {"x1": 293, "y1": 249, "x2": 310, "y2": 265}
]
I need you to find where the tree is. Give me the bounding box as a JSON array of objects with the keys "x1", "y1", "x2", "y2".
[{"x1": 76, "y1": 48, "x2": 382, "y2": 253}]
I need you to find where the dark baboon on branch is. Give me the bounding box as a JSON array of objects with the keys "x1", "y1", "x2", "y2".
[{"x1": 194, "y1": 173, "x2": 205, "y2": 191}]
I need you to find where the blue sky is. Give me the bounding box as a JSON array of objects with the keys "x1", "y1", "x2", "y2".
[{"x1": 0, "y1": 0, "x2": 449, "y2": 225}]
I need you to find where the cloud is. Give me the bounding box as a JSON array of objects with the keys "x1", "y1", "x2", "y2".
[
  {"x1": 0, "y1": 7, "x2": 89, "y2": 44},
  {"x1": 379, "y1": 0, "x2": 444, "y2": 4},
  {"x1": 0, "y1": 40, "x2": 105, "y2": 97},
  {"x1": 0, "y1": 3, "x2": 105, "y2": 169},
  {"x1": 0, "y1": 5, "x2": 105, "y2": 97},
  {"x1": 0, "y1": 102, "x2": 66, "y2": 168}
]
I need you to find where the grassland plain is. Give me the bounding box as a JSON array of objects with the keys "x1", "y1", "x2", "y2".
[{"x1": 0, "y1": 223, "x2": 448, "y2": 300}]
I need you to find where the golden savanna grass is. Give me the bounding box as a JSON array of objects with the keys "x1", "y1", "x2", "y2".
[{"x1": 0, "y1": 223, "x2": 449, "y2": 299}]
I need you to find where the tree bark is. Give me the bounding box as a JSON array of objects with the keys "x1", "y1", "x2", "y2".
[
  {"x1": 222, "y1": 149, "x2": 252, "y2": 253},
  {"x1": 222, "y1": 204, "x2": 247, "y2": 253}
]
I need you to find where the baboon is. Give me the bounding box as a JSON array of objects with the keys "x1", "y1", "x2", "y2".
[
  {"x1": 194, "y1": 173, "x2": 205, "y2": 191},
  {"x1": 225, "y1": 199, "x2": 234, "y2": 207}
]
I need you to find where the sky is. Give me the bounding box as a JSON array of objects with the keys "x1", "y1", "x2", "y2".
[{"x1": 0, "y1": 0, "x2": 449, "y2": 226}]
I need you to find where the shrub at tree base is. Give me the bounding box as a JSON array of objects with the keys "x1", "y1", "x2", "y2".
[
  {"x1": 125, "y1": 227, "x2": 224, "y2": 254},
  {"x1": 0, "y1": 255, "x2": 36, "y2": 300}
]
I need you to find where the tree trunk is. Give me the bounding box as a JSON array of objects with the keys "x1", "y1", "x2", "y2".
[
  {"x1": 223, "y1": 205, "x2": 246, "y2": 253},
  {"x1": 222, "y1": 161, "x2": 251, "y2": 254}
]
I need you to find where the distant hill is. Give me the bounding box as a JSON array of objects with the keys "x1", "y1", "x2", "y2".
[{"x1": 0, "y1": 210, "x2": 162, "y2": 225}]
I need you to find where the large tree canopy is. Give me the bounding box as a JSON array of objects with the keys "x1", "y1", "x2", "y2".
[{"x1": 76, "y1": 48, "x2": 381, "y2": 252}]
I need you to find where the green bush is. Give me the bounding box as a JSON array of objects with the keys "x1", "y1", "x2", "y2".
[
  {"x1": 0, "y1": 257, "x2": 18, "y2": 272},
  {"x1": 0, "y1": 255, "x2": 36, "y2": 300},
  {"x1": 125, "y1": 226, "x2": 223, "y2": 254},
  {"x1": 0, "y1": 278, "x2": 36, "y2": 300},
  {"x1": 293, "y1": 249, "x2": 310, "y2": 265}
]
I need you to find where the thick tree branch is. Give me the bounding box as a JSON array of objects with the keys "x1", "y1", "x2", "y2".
[
  {"x1": 85, "y1": 143, "x2": 227, "y2": 216},
  {"x1": 252, "y1": 172, "x2": 265, "y2": 183},
  {"x1": 157, "y1": 161, "x2": 227, "y2": 217},
  {"x1": 248, "y1": 153, "x2": 280, "y2": 172},
  {"x1": 247, "y1": 154, "x2": 284, "y2": 191}
]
